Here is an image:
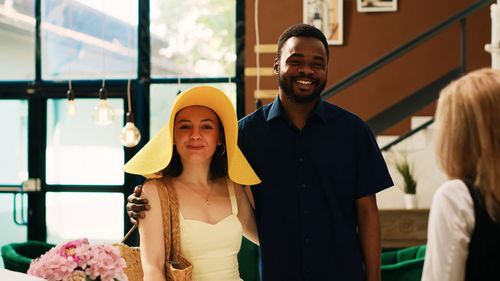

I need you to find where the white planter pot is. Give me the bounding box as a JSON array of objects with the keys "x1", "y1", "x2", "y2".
[{"x1": 404, "y1": 194, "x2": 418, "y2": 209}]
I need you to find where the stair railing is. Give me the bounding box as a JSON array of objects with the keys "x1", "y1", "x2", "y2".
[{"x1": 321, "y1": 0, "x2": 490, "y2": 100}]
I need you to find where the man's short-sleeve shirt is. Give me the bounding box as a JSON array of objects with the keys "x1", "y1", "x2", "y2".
[{"x1": 238, "y1": 97, "x2": 393, "y2": 281}]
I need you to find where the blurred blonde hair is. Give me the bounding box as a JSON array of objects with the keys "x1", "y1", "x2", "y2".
[{"x1": 435, "y1": 68, "x2": 500, "y2": 221}]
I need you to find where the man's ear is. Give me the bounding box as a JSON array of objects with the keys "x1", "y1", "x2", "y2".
[{"x1": 273, "y1": 57, "x2": 279, "y2": 75}]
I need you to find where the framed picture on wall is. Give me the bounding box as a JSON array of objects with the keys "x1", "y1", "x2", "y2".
[
  {"x1": 303, "y1": 0, "x2": 343, "y2": 45},
  {"x1": 357, "y1": 0, "x2": 397, "y2": 13}
]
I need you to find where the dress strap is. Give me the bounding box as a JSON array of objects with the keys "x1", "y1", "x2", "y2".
[{"x1": 226, "y1": 178, "x2": 238, "y2": 215}]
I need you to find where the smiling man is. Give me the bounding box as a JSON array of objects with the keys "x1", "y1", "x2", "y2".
[{"x1": 237, "y1": 24, "x2": 393, "y2": 281}]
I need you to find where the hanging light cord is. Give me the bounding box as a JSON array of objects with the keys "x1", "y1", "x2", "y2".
[
  {"x1": 101, "y1": 0, "x2": 107, "y2": 90},
  {"x1": 68, "y1": 6, "x2": 73, "y2": 94},
  {"x1": 254, "y1": 0, "x2": 260, "y2": 94},
  {"x1": 127, "y1": 7, "x2": 134, "y2": 115},
  {"x1": 127, "y1": 79, "x2": 132, "y2": 113}
]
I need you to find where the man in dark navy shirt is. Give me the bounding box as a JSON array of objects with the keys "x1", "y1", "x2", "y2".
[
  {"x1": 127, "y1": 24, "x2": 393, "y2": 281},
  {"x1": 238, "y1": 24, "x2": 393, "y2": 281}
]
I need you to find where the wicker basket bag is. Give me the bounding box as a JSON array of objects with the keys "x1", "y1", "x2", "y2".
[{"x1": 115, "y1": 179, "x2": 193, "y2": 281}]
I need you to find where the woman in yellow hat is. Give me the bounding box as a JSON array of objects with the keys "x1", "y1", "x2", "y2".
[{"x1": 124, "y1": 86, "x2": 261, "y2": 281}]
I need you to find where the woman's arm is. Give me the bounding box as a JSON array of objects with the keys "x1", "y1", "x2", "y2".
[
  {"x1": 138, "y1": 180, "x2": 167, "y2": 281},
  {"x1": 234, "y1": 184, "x2": 259, "y2": 245},
  {"x1": 356, "y1": 194, "x2": 381, "y2": 281},
  {"x1": 421, "y1": 180, "x2": 474, "y2": 281}
]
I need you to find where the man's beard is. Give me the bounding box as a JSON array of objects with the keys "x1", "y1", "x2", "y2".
[{"x1": 279, "y1": 74, "x2": 326, "y2": 104}]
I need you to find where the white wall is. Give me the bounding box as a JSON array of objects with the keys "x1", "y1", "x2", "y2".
[{"x1": 377, "y1": 117, "x2": 448, "y2": 209}]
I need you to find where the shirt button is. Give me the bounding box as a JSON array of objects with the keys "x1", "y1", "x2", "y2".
[
  {"x1": 304, "y1": 237, "x2": 310, "y2": 244},
  {"x1": 301, "y1": 183, "x2": 307, "y2": 188},
  {"x1": 303, "y1": 210, "x2": 310, "y2": 215},
  {"x1": 298, "y1": 157, "x2": 304, "y2": 163}
]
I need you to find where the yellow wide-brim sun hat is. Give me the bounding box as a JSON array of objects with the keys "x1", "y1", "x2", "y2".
[{"x1": 123, "y1": 85, "x2": 261, "y2": 185}]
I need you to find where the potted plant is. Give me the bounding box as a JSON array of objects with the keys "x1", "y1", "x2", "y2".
[{"x1": 394, "y1": 155, "x2": 418, "y2": 209}]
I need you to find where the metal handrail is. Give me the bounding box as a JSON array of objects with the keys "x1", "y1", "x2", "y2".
[
  {"x1": 321, "y1": 0, "x2": 491, "y2": 100},
  {"x1": 367, "y1": 68, "x2": 461, "y2": 135},
  {"x1": 380, "y1": 118, "x2": 435, "y2": 152}
]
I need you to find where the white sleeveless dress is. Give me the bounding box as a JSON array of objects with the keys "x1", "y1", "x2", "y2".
[{"x1": 179, "y1": 179, "x2": 243, "y2": 281}]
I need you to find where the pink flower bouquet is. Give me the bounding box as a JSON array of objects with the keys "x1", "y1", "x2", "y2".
[{"x1": 27, "y1": 238, "x2": 127, "y2": 281}]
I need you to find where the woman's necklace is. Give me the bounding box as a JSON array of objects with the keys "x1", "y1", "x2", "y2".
[{"x1": 179, "y1": 181, "x2": 213, "y2": 206}]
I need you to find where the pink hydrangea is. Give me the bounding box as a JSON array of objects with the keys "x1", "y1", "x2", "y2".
[
  {"x1": 27, "y1": 238, "x2": 127, "y2": 281},
  {"x1": 85, "y1": 244, "x2": 127, "y2": 281}
]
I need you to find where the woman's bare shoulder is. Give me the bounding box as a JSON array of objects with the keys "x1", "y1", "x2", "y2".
[
  {"x1": 232, "y1": 181, "x2": 244, "y2": 194},
  {"x1": 141, "y1": 178, "x2": 164, "y2": 197}
]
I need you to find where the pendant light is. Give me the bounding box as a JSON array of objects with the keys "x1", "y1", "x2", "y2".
[
  {"x1": 120, "y1": 79, "x2": 141, "y2": 147},
  {"x1": 120, "y1": 14, "x2": 141, "y2": 147},
  {"x1": 93, "y1": 3, "x2": 114, "y2": 126},
  {"x1": 66, "y1": 81, "x2": 77, "y2": 116},
  {"x1": 66, "y1": 9, "x2": 76, "y2": 116},
  {"x1": 93, "y1": 82, "x2": 114, "y2": 125},
  {"x1": 177, "y1": 77, "x2": 182, "y2": 95}
]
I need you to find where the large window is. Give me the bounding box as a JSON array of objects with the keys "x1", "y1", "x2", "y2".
[
  {"x1": 0, "y1": 100, "x2": 28, "y2": 185},
  {"x1": 150, "y1": 0, "x2": 236, "y2": 78},
  {"x1": 46, "y1": 98, "x2": 124, "y2": 185},
  {"x1": 0, "y1": 0, "x2": 35, "y2": 80},
  {"x1": 46, "y1": 192, "x2": 123, "y2": 244},
  {"x1": 41, "y1": 0, "x2": 138, "y2": 80},
  {"x1": 0, "y1": 194, "x2": 27, "y2": 268},
  {"x1": 0, "y1": 100, "x2": 28, "y2": 268}
]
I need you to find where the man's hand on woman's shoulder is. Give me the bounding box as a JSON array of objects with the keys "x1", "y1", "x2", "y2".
[{"x1": 126, "y1": 185, "x2": 151, "y2": 224}]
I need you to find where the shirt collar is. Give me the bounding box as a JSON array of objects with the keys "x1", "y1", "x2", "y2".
[
  {"x1": 266, "y1": 96, "x2": 283, "y2": 122},
  {"x1": 266, "y1": 95, "x2": 327, "y2": 123}
]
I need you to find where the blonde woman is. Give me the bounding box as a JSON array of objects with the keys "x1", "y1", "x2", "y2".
[
  {"x1": 124, "y1": 86, "x2": 260, "y2": 281},
  {"x1": 422, "y1": 68, "x2": 500, "y2": 281}
]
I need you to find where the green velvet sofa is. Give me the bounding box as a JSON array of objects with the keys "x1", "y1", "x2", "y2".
[
  {"x1": 1, "y1": 241, "x2": 55, "y2": 273},
  {"x1": 381, "y1": 245, "x2": 427, "y2": 281}
]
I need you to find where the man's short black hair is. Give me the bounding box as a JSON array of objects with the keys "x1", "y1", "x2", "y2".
[{"x1": 277, "y1": 24, "x2": 329, "y2": 61}]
